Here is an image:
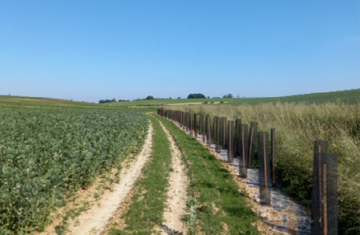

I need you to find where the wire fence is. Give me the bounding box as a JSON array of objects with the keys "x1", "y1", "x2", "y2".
[{"x1": 158, "y1": 108, "x2": 338, "y2": 235}]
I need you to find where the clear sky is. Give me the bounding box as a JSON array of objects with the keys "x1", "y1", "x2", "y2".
[{"x1": 1, "y1": 1, "x2": 359, "y2": 102}]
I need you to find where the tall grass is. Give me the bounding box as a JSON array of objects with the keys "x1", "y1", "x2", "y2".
[{"x1": 168, "y1": 102, "x2": 360, "y2": 235}]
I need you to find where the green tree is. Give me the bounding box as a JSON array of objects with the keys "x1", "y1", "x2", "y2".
[
  {"x1": 187, "y1": 93, "x2": 206, "y2": 99},
  {"x1": 146, "y1": 96, "x2": 154, "y2": 100}
]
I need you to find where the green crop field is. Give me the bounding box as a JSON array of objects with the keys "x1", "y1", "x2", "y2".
[
  {"x1": 0, "y1": 95, "x2": 156, "y2": 113},
  {"x1": 0, "y1": 108, "x2": 148, "y2": 233},
  {"x1": 106, "y1": 88, "x2": 360, "y2": 107}
]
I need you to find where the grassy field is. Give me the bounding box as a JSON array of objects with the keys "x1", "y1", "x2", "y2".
[
  {"x1": 168, "y1": 103, "x2": 360, "y2": 234},
  {"x1": 2, "y1": 88, "x2": 358, "y2": 110},
  {"x1": 1, "y1": 90, "x2": 359, "y2": 233},
  {"x1": 106, "y1": 88, "x2": 360, "y2": 107}
]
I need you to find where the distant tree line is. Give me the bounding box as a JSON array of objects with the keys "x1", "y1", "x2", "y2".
[
  {"x1": 99, "y1": 99, "x2": 116, "y2": 104},
  {"x1": 223, "y1": 94, "x2": 233, "y2": 98},
  {"x1": 133, "y1": 96, "x2": 173, "y2": 101},
  {"x1": 99, "y1": 93, "x2": 239, "y2": 104},
  {"x1": 99, "y1": 99, "x2": 129, "y2": 104},
  {"x1": 187, "y1": 93, "x2": 206, "y2": 99}
]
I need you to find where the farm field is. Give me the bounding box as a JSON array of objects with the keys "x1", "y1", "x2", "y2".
[
  {"x1": 0, "y1": 96, "x2": 104, "y2": 110},
  {"x1": 166, "y1": 101, "x2": 360, "y2": 234},
  {"x1": 2, "y1": 0, "x2": 358, "y2": 234},
  {"x1": 1, "y1": 94, "x2": 359, "y2": 234},
  {"x1": 106, "y1": 88, "x2": 360, "y2": 107},
  {"x1": 0, "y1": 98, "x2": 260, "y2": 234},
  {"x1": 105, "y1": 115, "x2": 259, "y2": 234},
  {"x1": 0, "y1": 109, "x2": 148, "y2": 233}
]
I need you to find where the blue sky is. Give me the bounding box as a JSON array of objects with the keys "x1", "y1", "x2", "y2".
[{"x1": 0, "y1": 1, "x2": 359, "y2": 102}]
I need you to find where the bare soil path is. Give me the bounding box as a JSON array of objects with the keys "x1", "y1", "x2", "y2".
[
  {"x1": 63, "y1": 123, "x2": 153, "y2": 235},
  {"x1": 159, "y1": 121, "x2": 188, "y2": 235}
]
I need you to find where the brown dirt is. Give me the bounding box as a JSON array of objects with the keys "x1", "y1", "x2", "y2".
[
  {"x1": 159, "y1": 121, "x2": 189, "y2": 235},
  {"x1": 66, "y1": 123, "x2": 153, "y2": 235},
  {"x1": 100, "y1": 180, "x2": 138, "y2": 233}
]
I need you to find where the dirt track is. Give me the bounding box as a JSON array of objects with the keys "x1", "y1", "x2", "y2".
[
  {"x1": 57, "y1": 123, "x2": 154, "y2": 235},
  {"x1": 159, "y1": 121, "x2": 188, "y2": 234}
]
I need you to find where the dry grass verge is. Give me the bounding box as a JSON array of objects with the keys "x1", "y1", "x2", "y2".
[{"x1": 168, "y1": 102, "x2": 360, "y2": 234}]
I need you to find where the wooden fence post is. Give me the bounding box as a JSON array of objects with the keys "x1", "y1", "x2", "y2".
[
  {"x1": 194, "y1": 114, "x2": 197, "y2": 137},
  {"x1": 207, "y1": 115, "x2": 211, "y2": 146},
  {"x1": 188, "y1": 113, "x2": 191, "y2": 131},
  {"x1": 258, "y1": 132, "x2": 271, "y2": 205},
  {"x1": 202, "y1": 115, "x2": 205, "y2": 142},
  {"x1": 216, "y1": 117, "x2": 220, "y2": 153},
  {"x1": 181, "y1": 112, "x2": 184, "y2": 128},
  {"x1": 233, "y1": 119, "x2": 241, "y2": 158},
  {"x1": 190, "y1": 114, "x2": 193, "y2": 136},
  {"x1": 227, "y1": 120, "x2": 232, "y2": 163},
  {"x1": 248, "y1": 122, "x2": 258, "y2": 167},
  {"x1": 311, "y1": 141, "x2": 338, "y2": 235},
  {"x1": 212, "y1": 116, "x2": 217, "y2": 148},
  {"x1": 199, "y1": 114, "x2": 202, "y2": 138},
  {"x1": 271, "y1": 128, "x2": 276, "y2": 187},
  {"x1": 239, "y1": 124, "x2": 249, "y2": 177},
  {"x1": 222, "y1": 117, "x2": 227, "y2": 149}
]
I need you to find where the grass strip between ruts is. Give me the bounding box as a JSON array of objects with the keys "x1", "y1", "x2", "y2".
[
  {"x1": 157, "y1": 115, "x2": 260, "y2": 235},
  {"x1": 109, "y1": 116, "x2": 172, "y2": 235}
]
